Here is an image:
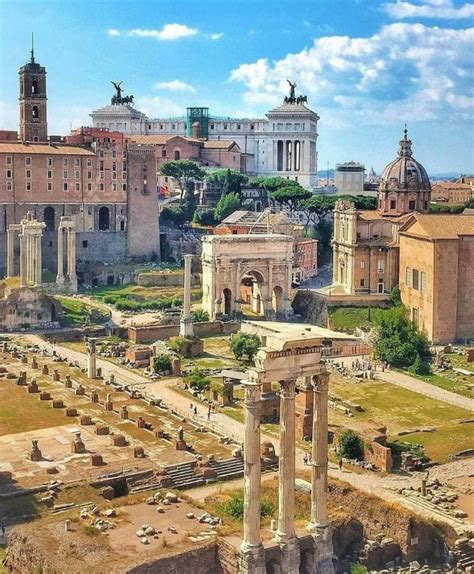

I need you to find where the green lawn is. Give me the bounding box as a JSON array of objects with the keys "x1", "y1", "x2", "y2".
[
  {"x1": 330, "y1": 377, "x2": 473, "y2": 462},
  {"x1": 328, "y1": 306, "x2": 392, "y2": 331},
  {"x1": 55, "y1": 296, "x2": 110, "y2": 326},
  {"x1": 403, "y1": 370, "x2": 473, "y2": 398}
]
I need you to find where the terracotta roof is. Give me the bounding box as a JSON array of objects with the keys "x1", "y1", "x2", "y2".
[
  {"x1": 358, "y1": 210, "x2": 411, "y2": 222},
  {"x1": 400, "y1": 214, "x2": 474, "y2": 239},
  {"x1": 127, "y1": 134, "x2": 202, "y2": 146},
  {"x1": 0, "y1": 143, "x2": 95, "y2": 155},
  {"x1": 202, "y1": 140, "x2": 240, "y2": 150},
  {"x1": 432, "y1": 182, "x2": 471, "y2": 190}
]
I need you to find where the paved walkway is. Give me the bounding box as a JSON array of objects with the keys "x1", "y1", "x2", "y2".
[{"x1": 22, "y1": 335, "x2": 472, "y2": 528}]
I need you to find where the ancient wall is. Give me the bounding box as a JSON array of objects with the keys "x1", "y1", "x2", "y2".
[
  {"x1": 127, "y1": 543, "x2": 219, "y2": 574},
  {"x1": 455, "y1": 235, "x2": 474, "y2": 341},
  {"x1": 128, "y1": 320, "x2": 239, "y2": 344}
]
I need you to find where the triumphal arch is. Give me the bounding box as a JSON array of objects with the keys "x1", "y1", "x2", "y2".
[
  {"x1": 201, "y1": 234, "x2": 294, "y2": 321},
  {"x1": 239, "y1": 322, "x2": 335, "y2": 574}
]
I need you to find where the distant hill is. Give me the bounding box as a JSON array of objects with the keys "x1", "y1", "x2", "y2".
[{"x1": 317, "y1": 169, "x2": 470, "y2": 181}]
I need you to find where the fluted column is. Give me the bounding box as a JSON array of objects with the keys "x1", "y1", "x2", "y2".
[
  {"x1": 19, "y1": 234, "x2": 28, "y2": 287},
  {"x1": 67, "y1": 228, "x2": 78, "y2": 292},
  {"x1": 35, "y1": 232, "x2": 42, "y2": 286},
  {"x1": 56, "y1": 226, "x2": 65, "y2": 284},
  {"x1": 275, "y1": 379, "x2": 300, "y2": 573},
  {"x1": 7, "y1": 228, "x2": 16, "y2": 278},
  {"x1": 239, "y1": 380, "x2": 265, "y2": 574},
  {"x1": 179, "y1": 254, "x2": 194, "y2": 337}
]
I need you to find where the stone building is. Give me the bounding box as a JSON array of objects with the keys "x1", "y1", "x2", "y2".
[
  {"x1": 0, "y1": 51, "x2": 160, "y2": 279},
  {"x1": 399, "y1": 214, "x2": 474, "y2": 344},
  {"x1": 335, "y1": 161, "x2": 365, "y2": 195},
  {"x1": 331, "y1": 129, "x2": 430, "y2": 296},
  {"x1": 91, "y1": 88, "x2": 320, "y2": 189},
  {"x1": 431, "y1": 181, "x2": 473, "y2": 205}
]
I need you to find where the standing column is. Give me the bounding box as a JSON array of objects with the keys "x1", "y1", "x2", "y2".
[
  {"x1": 19, "y1": 233, "x2": 28, "y2": 288},
  {"x1": 275, "y1": 379, "x2": 300, "y2": 573},
  {"x1": 239, "y1": 380, "x2": 265, "y2": 574},
  {"x1": 67, "y1": 227, "x2": 78, "y2": 292},
  {"x1": 7, "y1": 228, "x2": 15, "y2": 278},
  {"x1": 56, "y1": 226, "x2": 65, "y2": 284},
  {"x1": 179, "y1": 254, "x2": 194, "y2": 337},
  {"x1": 234, "y1": 261, "x2": 242, "y2": 316},
  {"x1": 307, "y1": 370, "x2": 334, "y2": 573},
  {"x1": 35, "y1": 232, "x2": 42, "y2": 287},
  {"x1": 87, "y1": 339, "x2": 97, "y2": 379}
]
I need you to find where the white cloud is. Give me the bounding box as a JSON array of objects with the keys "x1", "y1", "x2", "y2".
[
  {"x1": 128, "y1": 24, "x2": 198, "y2": 41},
  {"x1": 384, "y1": 0, "x2": 474, "y2": 19},
  {"x1": 154, "y1": 80, "x2": 196, "y2": 94},
  {"x1": 207, "y1": 32, "x2": 224, "y2": 40},
  {"x1": 230, "y1": 23, "x2": 474, "y2": 126},
  {"x1": 107, "y1": 28, "x2": 121, "y2": 36}
]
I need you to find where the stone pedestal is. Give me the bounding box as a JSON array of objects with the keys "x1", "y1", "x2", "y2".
[{"x1": 30, "y1": 440, "x2": 42, "y2": 461}]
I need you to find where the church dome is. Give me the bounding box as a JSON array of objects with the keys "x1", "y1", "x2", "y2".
[{"x1": 379, "y1": 128, "x2": 430, "y2": 193}]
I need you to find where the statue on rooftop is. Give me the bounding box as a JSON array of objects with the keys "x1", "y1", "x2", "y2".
[{"x1": 287, "y1": 79, "x2": 297, "y2": 100}]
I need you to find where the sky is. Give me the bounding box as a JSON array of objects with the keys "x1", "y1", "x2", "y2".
[{"x1": 0, "y1": 0, "x2": 473, "y2": 174}]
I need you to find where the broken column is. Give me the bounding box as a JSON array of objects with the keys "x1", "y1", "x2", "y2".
[
  {"x1": 71, "y1": 432, "x2": 86, "y2": 454},
  {"x1": 105, "y1": 394, "x2": 113, "y2": 411},
  {"x1": 275, "y1": 379, "x2": 300, "y2": 573},
  {"x1": 30, "y1": 439, "x2": 42, "y2": 461},
  {"x1": 179, "y1": 254, "x2": 194, "y2": 337},
  {"x1": 307, "y1": 371, "x2": 334, "y2": 572},
  {"x1": 175, "y1": 426, "x2": 187, "y2": 450},
  {"x1": 238, "y1": 379, "x2": 265, "y2": 574},
  {"x1": 87, "y1": 338, "x2": 97, "y2": 379},
  {"x1": 6, "y1": 224, "x2": 21, "y2": 278},
  {"x1": 56, "y1": 217, "x2": 78, "y2": 293},
  {"x1": 119, "y1": 405, "x2": 128, "y2": 419}
]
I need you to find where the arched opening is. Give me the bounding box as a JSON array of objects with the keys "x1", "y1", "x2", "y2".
[
  {"x1": 272, "y1": 285, "x2": 284, "y2": 316},
  {"x1": 32, "y1": 105, "x2": 39, "y2": 119},
  {"x1": 299, "y1": 549, "x2": 314, "y2": 574},
  {"x1": 32, "y1": 80, "x2": 39, "y2": 95},
  {"x1": 277, "y1": 140, "x2": 283, "y2": 171},
  {"x1": 98, "y1": 206, "x2": 110, "y2": 231},
  {"x1": 240, "y1": 270, "x2": 265, "y2": 317},
  {"x1": 174, "y1": 149, "x2": 181, "y2": 160},
  {"x1": 266, "y1": 558, "x2": 282, "y2": 574},
  {"x1": 43, "y1": 206, "x2": 55, "y2": 232},
  {"x1": 222, "y1": 288, "x2": 232, "y2": 316}
]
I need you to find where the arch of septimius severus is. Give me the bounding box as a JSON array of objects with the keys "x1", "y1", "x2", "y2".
[
  {"x1": 238, "y1": 325, "x2": 335, "y2": 574},
  {"x1": 201, "y1": 235, "x2": 294, "y2": 321}
]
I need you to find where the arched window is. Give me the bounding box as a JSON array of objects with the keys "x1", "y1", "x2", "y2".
[
  {"x1": 32, "y1": 80, "x2": 39, "y2": 95},
  {"x1": 32, "y1": 106, "x2": 39, "y2": 119},
  {"x1": 43, "y1": 206, "x2": 55, "y2": 232},
  {"x1": 98, "y1": 206, "x2": 110, "y2": 231},
  {"x1": 174, "y1": 149, "x2": 181, "y2": 160}
]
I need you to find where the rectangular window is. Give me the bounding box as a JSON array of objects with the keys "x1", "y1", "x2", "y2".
[
  {"x1": 6, "y1": 169, "x2": 12, "y2": 178},
  {"x1": 360, "y1": 260, "x2": 365, "y2": 269},
  {"x1": 409, "y1": 200, "x2": 416, "y2": 210},
  {"x1": 390, "y1": 199, "x2": 396, "y2": 209},
  {"x1": 26, "y1": 181, "x2": 31, "y2": 191},
  {"x1": 412, "y1": 268, "x2": 419, "y2": 290},
  {"x1": 100, "y1": 161, "x2": 104, "y2": 170},
  {"x1": 75, "y1": 170, "x2": 80, "y2": 180},
  {"x1": 360, "y1": 278, "x2": 365, "y2": 287},
  {"x1": 112, "y1": 182, "x2": 117, "y2": 191},
  {"x1": 47, "y1": 182, "x2": 52, "y2": 191},
  {"x1": 112, "y1": 162, "x2": 116, "y2": 171},
  {"x1": 6, "y1": 181, "x2": 12, "y2": 191},
  {"x1": 87, "y1": 159, "x2": 92, "y2": 167},
  {"x1": 99, "y1": 172, "x2": 104, "y2": 179},
  {"x1": 75, "y1": 182, "x2": 80, "y2": 191},
  {"x1": 6, "y1": 156, "x2": 12, "y2": 165},
  {"x1": 87, "y1": 171, "x2": 92, "y2": 180},
  {"x1": 26, "y1": 170, "x2": 31, "y2": 178},
  {"x1": 378, "y1": 260, "x2": 385, "y2": 273},
  {"x1": 25, "y1": 157, "x2": 32, "y2": 165},
  {"x1": 406, "y1": 267, "x2": 412, "y2": 288},
  {"x1": 122, "y1": 172, "x2": 127, "y2": 179},
  {"x1": 74, "y1": 158, "x2": 80, "y2": 166},
  {"x1": 99, "y1": 183, "x2": 104, "y2": 191},
  {"x1": 420, "y1": 271, "x2": 426, "y2": 293},
  {"x1": 63, "y1": 170, "x2": 68, "y2": 179},
  {"x1": 82, "y1": 240, "x2": 88, "y2": 248},
  {"x1": 112, "y1": 150, "x2": 116, "y2": 158},
  {"x1": 122, "y1": 183, "x2": 127, "y2": 191},
  {"x1": 47, "y1": 170, "x2": 52, "y2": 179},
  {"x1": 112, "y1": 172, "x2": 117, "y2": 180},
  {"x1": 87, "y1": 183, "x2": 92, "y2": 191},
  {"x1": 63, "y1": 158, "x2": 68, "y2": 166},
  {"x1": 63, "y1": 182, "x2": 68, "y2": 191}
]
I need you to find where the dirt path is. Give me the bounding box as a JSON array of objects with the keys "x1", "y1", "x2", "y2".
[{"x1": 23, "y1": 335, "x2": 473, "y2": 529}]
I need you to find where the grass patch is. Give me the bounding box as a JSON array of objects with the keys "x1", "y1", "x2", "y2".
[
  {"x1": 329, "y1": 377, "x2": 472, "y2": 462},
  {"x1": 55, "y1": 296, "x2": 110, "y2": 326},
  {"x1": 328, "y1": 306, "x2": 392, "y2": 331},
  {"x1": 402, "y1": 370, "x2": 473, "y2": 398}
]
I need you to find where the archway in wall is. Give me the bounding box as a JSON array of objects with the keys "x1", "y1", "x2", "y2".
[
  {"x1": 299, "y1": 549, "x2": 314, "y2": 574},
  {"x1": 99, "y1": 207, "x2": 110, "y2": 231},
  {"x1": 272, "y1": 285, "x2": 284, "y2": 316},
  {"x1": 266, "y1": 559, "x2": 282, "y2": 574},
  {"x1": 44, "y1": 206, "x2": 55, "y2": 232},
  {"x1": 240, "y1": 270, "x2": 265, "y2": 318},
  {"x1": 222, "y1": 288, "x2": 232, "y2": 316}
]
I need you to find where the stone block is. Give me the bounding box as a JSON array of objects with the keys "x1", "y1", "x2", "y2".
[
  {"x1": 100, "y1": 486, "x2": 115, "y2": 500},
  {"x1": 90, "y1": 391, "x2": 99, "y2": 403},
  {"x1": 52, "y1": 400, "x2": 64, "y2": 409},
  {"x1": 39, "y1": 392, "x2": 52, "y2": 401},
  {"x1": 75, "y1": 385, "x2": 85, "y2": 396},
  {"x1": 27, "y1": 381, "x2": 39, "y2": 393},
  {"x1": 65, "y1": 407, "x2": 78, "y2": 417},
  {"x1": 111, "y1": 434, "x2": 126, "y2": 447},
  {"x1": 41, "y1": 365, "x2": 49, "y2": 375},
  {"x1": 95, "y1": 425, "x2": 109, "y2": 435},
  {"x1": 80, "y1": 415, "x2": 93, "y2": 426},
  {"x1": 136, "y1": 417, "x2": 146, "y2": 429},
  {"x1": 91, "y1": 454, "x2": 103, "y2": 466},
  {"x1": 155, "y1": 430, "x2": 164, "y2": 439},
  {"x1": 133, "y1": 446, "x2": 145, "y2": 458}
]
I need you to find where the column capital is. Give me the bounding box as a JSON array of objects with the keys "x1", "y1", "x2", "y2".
[
  {"x1": 243, "y1": 380, "x2": 262, "y2": 407},
  {"x1": 279, "y1": 378, "x2": 297, "y2": 397},
  {"x1": 312, "y1": 372, "x2": 329, "y2": 391}
]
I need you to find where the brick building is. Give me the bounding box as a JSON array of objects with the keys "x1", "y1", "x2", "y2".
[
  {"x1": 0, "y1": 51, "x2": 160, "y2": 280},
  {"x1": 431, "y1": 181, "x2": 473, "y2": 205},
  {"x1": 399, "y1": 214, "x2": 474, "y2": 344}
]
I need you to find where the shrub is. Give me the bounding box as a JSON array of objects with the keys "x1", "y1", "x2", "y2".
[
  {"x1": 409, "y1": 353, "x2": 431, "y2": 375},
  {"x1": 191, "y1": 309, "x2": 209, "y2": 323},
  {"x1": 154, "y1": 354, "x2": 172, "y2": 373},
  {"x1": 103, "y1": 295, "x2": 119, "y2": 305},
  {"x1": 339, "y1": 429, "x2": 364, "y2": 460},
  {"x1": 168, "y1": 336, "x2": 186, "y2": 354},
  {"x1": 215, "y1": 192, "x2": 241, "y2": 222},
  {"x1": 389, "y1": 286, "x2": 402, "y2": 306},
  {"x1": 219, "y1": 492, "x2": 275, "y2": 521},
  {"x1": 171, "y1": 296, "x2": 183, "y2": 307},
  {"x1": 184, "y1": 368, "x2": 210, "y2": 391},
  {"x1": 193, "y1": 208, "x2": 217, "y2": 226},
  {"x1": 160, "y1": 206, "x2": 186, "y2": 226},
  {"x1": 83, "y1": 525, "x2": 99, "y2": 537},
  {"x1": 230, "y1": 333, "x2": 261, "y2": 362}
]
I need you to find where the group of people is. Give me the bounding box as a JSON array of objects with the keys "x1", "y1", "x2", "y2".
[{"x1": 189, "y1": 402, "x2": 217, "y2": 421}]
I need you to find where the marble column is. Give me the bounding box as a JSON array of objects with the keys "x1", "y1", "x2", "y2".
[
  {"x1": 35, "y1": 232, "x2": 42, "y2": 286},
  {"x1": 239, "y1": 380, "x2": 265, "y2": 574},
  {"x1": 87, "y1": 339, "x2": 97, "y2": 379},
  {"x1": 275, "y1": 379, "x2": 300, "y2": 573},
  {"x1": 56, "y1": 226, "x2": 65, "y2": 284},
  {"x1": 6, "y1": 227, "x2": 17, "y2": 278},
  {"x1": 179, "y1": 254, "x2": 194, "y2": 337},
  {"x1": 307, "y1": 370, "x2": 334, "y2": 573},
  {"x1": 19, "y1": 233, "x2": 28, "y2": 287},
  {"x1": 67, "y1": 228, "x2": 78, "y2": 292}
]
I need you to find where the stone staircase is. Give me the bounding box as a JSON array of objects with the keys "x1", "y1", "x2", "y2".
[
  {"x1": 164, "y1": 461, "x2": 205, "y2": 489},
  {"x1": 208, "y1": 457, "x2": 244, "y2": 481},
  {"x1": 455, "y1": 539, "x2": 474, "y2": 571}
]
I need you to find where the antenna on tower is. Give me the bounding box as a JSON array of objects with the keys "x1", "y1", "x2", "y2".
[{"x1": 30, "y1": 32, "x2": 35, "y2": 63}]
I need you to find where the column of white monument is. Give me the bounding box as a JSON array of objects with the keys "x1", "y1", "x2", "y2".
[
  {"x1": 275, "y1": 379, "x2": 300, "y2": 573},
  {"x1": 239, "y1": 380, "x2": 265, "y2": 574}
]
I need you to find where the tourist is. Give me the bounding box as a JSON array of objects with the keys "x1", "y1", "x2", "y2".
[
  {"x1": 207, "y1": 405, "x2": 211, "y2": 421},
  {"x1": 193, "y1": 405, "x2": 198, "y2": 418},
  {"x1": 303, "y1": 453, "x2": 308, "y2": 466},
  {"x1": 339, "y1": 458, "x2": 343, "y2": 471}
]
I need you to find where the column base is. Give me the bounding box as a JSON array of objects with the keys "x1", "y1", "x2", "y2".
[
  {"x1": 238, "y1": 542, "x2": 266, "y2": 574},
  {"x1": 68, "y1": 274, "x2": 78, "y2": 294},
  {"x1": 274, "y1": 534, "x2": 300, "y2": 574},
  {"x1": 56, "y1": 275, "x2": 65, "y2": 285},
  {"x1": 307, "y1": 525, "x2": 335, "y2": 574},
  {"x1": 179, "y1": 317, "x2": 194, "y2": 338}
]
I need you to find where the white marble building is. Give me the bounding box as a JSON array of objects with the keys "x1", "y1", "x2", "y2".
[{"x1": 91, "y1": 96, "x2": 320, "y2": 189}]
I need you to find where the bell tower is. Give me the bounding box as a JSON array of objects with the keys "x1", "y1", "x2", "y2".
[{"x1": 19, "y1": 35, "x2": 48, "y2": 142}]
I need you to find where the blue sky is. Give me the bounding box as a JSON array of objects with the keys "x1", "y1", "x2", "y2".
[{"x1": 0, "y1": 0, "x2": 473, "y2": 173}]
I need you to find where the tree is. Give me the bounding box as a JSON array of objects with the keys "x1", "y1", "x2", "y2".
[
  {"x1": 374, "y1": 306, "x2": 432, "y2": 372},
  {"x1": 269, "y1": 185, "x2": 312, "y2": 214},
  {"x1": 208, "y1": 169, "x2": 248, "y2": 197},
  {"x1": 338, "y1": 429, "x2": 364, "y2": 460},
  {"x1": 185, "y1": 368, "x2": 210, "y2": 391},
  {"x1": 154, "y1": 354, "x2": 172, "y2": 373},
  {"x1": 215, "y1": 192, "x2": 241, "y2": 222},
  {"x1": 160, "y1": 160, "x2": 205, "y2": 204},
  {"x1": 300, "y1": 195, "x2": 336, "y2": 229},
  {"x1": 305, "y1": 218, "x2": 333, "y2": 265},
  {"x1": 193, "y1": 208, "x2": 217, "y2": 226},
  {"x1": 160, "y1": 206, "x2": 186, "y2": 226},
  {"x1": 230, "y1": 333, "x2": 261, "y2": 362}
]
